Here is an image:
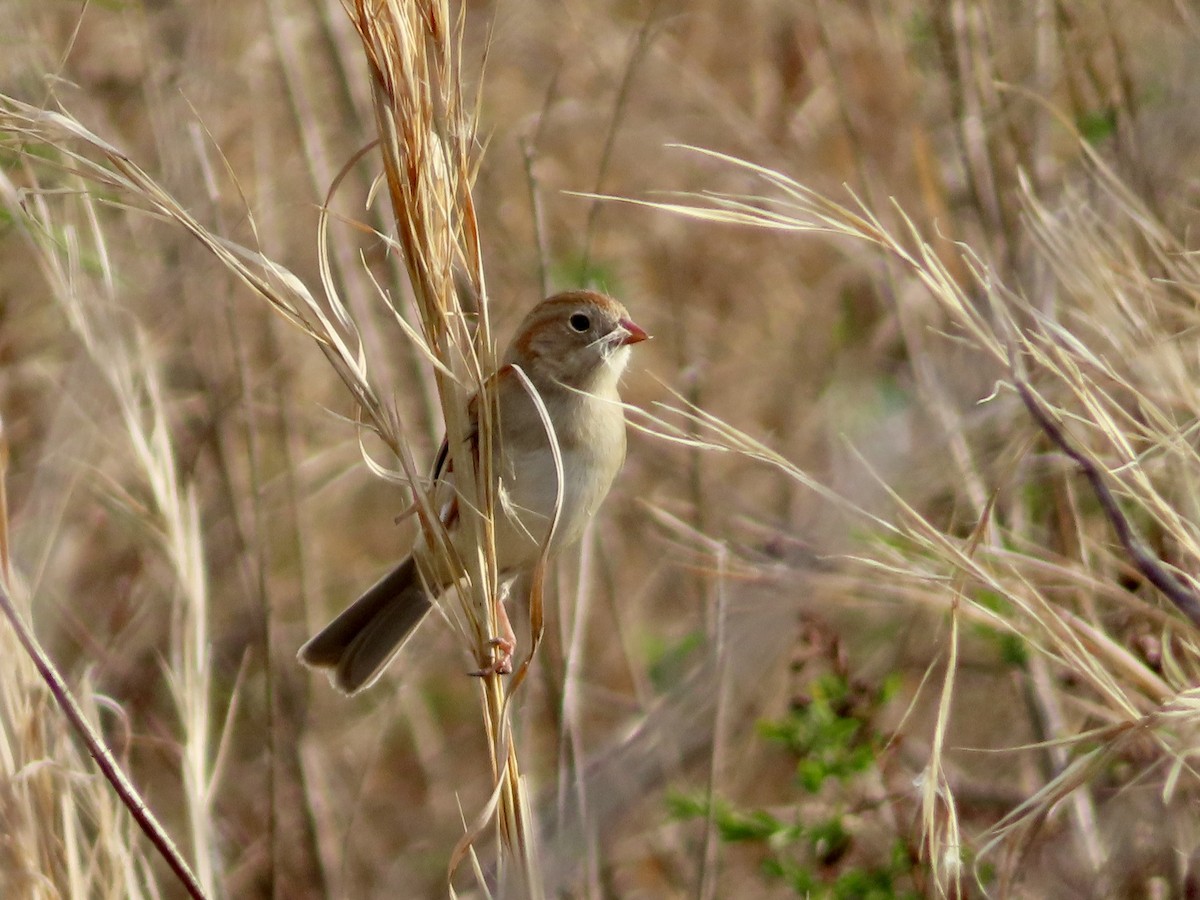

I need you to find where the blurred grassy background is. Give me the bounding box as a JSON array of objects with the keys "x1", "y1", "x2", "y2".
[{"x1": 3, "y1": 1, "x2": 1200, "y2": 897}]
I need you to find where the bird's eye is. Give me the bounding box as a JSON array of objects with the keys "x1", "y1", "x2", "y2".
[{"x1": 568, "y1": 312, "x2": 591, "y2": 333}]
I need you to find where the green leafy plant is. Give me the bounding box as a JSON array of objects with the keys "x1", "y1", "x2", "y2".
[{"x1": 670, "y1": 673, "x2": 919, "y2": 898}]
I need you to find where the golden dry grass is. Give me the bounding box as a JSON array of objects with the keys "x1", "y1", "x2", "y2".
[{"x1": 2, "y1": 1, "x2": 1200, "y2": 897}]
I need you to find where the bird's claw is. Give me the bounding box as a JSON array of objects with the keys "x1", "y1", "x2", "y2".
[{"x1": 469, "y1": 636, "x2": 515, "y2": 677}]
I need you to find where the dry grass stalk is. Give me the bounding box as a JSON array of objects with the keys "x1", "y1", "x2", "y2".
[
  {"x1": 5, "y1": 0, "x2": 542, "y2": 890},
  {"x1": 343, "y1": 1, "x2": 547, "y2": 891},
  {"x1": 0, "y1": 172, "x2": 209, "y2": 895},
  {"x1": 609, "y1": 140, "x2": 1200, "y2": 891},
  {"x1": 5, "y1": 1, "x2": 1199, "y2": 895},
  {"x1": 11, "y1": 162, "x2": 222, "y2": 897}
]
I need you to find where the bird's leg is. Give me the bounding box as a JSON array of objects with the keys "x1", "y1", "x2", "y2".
[
  {"x1": 489, "y1": 599, "x2": 516, "y2": 674},
  {"x1": 471, "y1": 582, "x2": 516, "y2": 677}
]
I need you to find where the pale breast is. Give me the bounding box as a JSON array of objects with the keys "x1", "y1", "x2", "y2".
[
  {"x1": 490, "y1": 389, "x2": 626, "y2": 572},
  {"x1": 416, "y1": 376, "x2": 627, "y2": 582}
]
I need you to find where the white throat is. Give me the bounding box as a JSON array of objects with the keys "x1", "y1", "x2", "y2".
[{"x1": 598, "y1": 343, "x2": 631, "y2": 388}]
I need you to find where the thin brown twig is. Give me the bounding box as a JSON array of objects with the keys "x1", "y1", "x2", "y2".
[
  {"x1": 1014, "y1": 377, "x2": 1200, "y2": 628},
  {"x1": 580, "y1": 0, "x2": 663, "y2": 274},
  {"x1": 521, "y1": 135, "x2": 551, "y2": 299},
  {"x1": 0, "y1": 584, "x2": 210, "y2": 900}
]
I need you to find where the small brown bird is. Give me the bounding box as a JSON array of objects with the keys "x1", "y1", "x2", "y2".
[{"x1": 299, "y1": 290, "x2": 648, "y2": 694}]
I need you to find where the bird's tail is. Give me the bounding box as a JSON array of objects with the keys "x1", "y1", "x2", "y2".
[{"x1": 298, "y1": 556, "x2": 433, "y2": 694}]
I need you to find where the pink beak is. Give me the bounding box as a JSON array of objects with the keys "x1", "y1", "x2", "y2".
[{"x1": 618, "y1": 317, "x2": 650, "y2": 345}]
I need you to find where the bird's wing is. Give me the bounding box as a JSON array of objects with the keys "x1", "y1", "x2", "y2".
[{"x1": 427, "y1": 365, "x2": 513, "y2": 528}]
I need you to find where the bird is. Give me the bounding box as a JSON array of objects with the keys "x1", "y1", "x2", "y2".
[{"x1": 299, "y1": 290, "x2": 649, "y2": 694}]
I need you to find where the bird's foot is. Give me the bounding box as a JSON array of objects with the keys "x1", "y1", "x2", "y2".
[
  {"x1": 469, "y1": 592, "x2": 517, "y2": 677},
  {"x1": 470, "y1": 636, "x2": 515, "y2": 677}
]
